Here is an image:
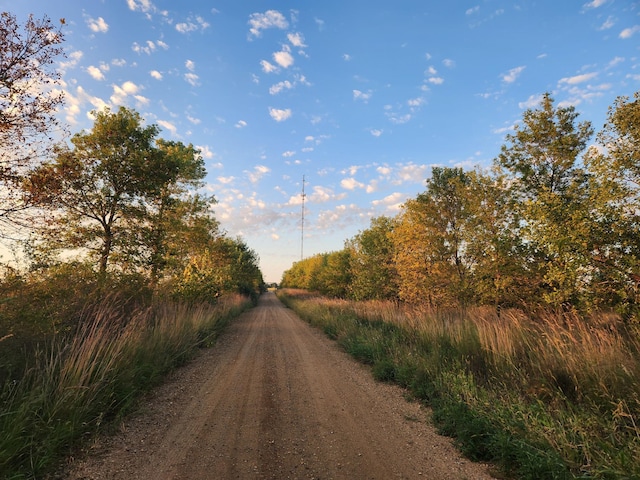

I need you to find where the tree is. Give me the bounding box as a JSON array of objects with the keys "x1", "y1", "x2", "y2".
[
  {"x1": 584, "y1": 91, "x2": 640, "y2": 315},
  {"x1": 392, "y1": 167, "x2": 475, "y2": 307},
  {"x1": 26, "y1": 107, "x2": 160, "y2": 275},
  {"x1": 347, "y1": 216, "x2": 398, "y2": 301},
  {"x1": 495, "y1": 93, "x2": 594, "y2": 308},
  {"x1": 0, "y1": 13, "x2": 65, "y2": 234},
  {"x1": 142, "y1": 139, "x2": 209, "y2": 282}
]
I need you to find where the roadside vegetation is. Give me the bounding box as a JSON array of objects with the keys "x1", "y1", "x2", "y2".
[
  {"x1": 0, "y1": 14, "x2": 264, "y2": 479},
  {"x1": 278, "y1": 289, "x2": 640, "y2": 479},
  {"x1": 280, "y1": 92, "x2": 640, "y2": 479}
]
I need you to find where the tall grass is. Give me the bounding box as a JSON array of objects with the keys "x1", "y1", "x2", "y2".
[
  {"x1": 0, "y1": 293, "x2": 251, "y2": 479},
  {"x1": 278, "y1": 289, "x2": 640, "y2": 479}
]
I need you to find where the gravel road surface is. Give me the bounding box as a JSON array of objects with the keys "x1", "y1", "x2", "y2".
[{"x1": 62, "y1": 291, "x2": 494, "y2": 480}]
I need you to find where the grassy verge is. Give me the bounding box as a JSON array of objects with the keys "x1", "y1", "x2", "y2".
[
  {"x1": 0, "y1": 293, "x2": 252, "y2": 479},
  {"x1": 277, "y1": 289, "x2": 640, "y2": 480}
]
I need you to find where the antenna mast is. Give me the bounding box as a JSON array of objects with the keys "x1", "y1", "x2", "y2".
[{"x1": 301, "y1": 175, "x2": 306, "y2": 261}]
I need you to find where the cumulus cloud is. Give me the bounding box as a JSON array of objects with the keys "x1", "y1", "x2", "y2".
[
  {"x1": 370, "y1": 129, "x2": 383, "y2": 137},
  {"x1": 86, "y1": 16, "x2": 108, "y2": 33},
  {"x1": 248, "y1": 10, "x2": 288, "y2": 38},
  {"x1": 150, "y1": 70, "x2": 163, "y2": 80},
  {"x1": 273, "y1": 47, "x2": 294, "y2": 68},
  {"x1": 110, "y1": 80, "x2": 141, "y2": 105},
  {"x1": 353, "y1": 89, "x2": 373, "y2": 102},
  {"x1": 269, "y1": 80, "x2": 293, "y2": 95},
  {"x1": 341, "y1": 178, "x2": 365, "y2": 190},
  {"x1": 260, "y1": 60, "x2": 278, "y2": 73},
  {"x1": 86, "y1": 65, "x2": 105, "y2": 81},
  {"x1": 282, "y1": 150, "x2": 295, "y2": 157},
  {"x1": 288, "y1": 32, "x2": 307, "y2": 48},
  {"x1": 127, "y1": 0, "x2": 154, "y2": 12},
  {"x1": 185, "y1": 60, "x2": 195, "y2": 71},
  {"x1": 176, "y1": 16, "x2": 210, "y2": 33},
  {"x1": 196, "y1": 145, "x2": 214, "y2": 159},
  {"x1": 428, "y1": 76, "x2": 444, "y2": 85},
  {"x1": 247, "y1": 165, "x2": 271, "y2": 183},
  {"x1": 502, "y1": 66, "x2": 526, "y2": 83},
  {"x1": 235, "y1": 120, "x2": 248, "y2": 128},
  {"x1": 269, "y1": 107, "x2": 292, "y2": 122},
  {"x1": 132, "y1": 40, "x2": 168, "y2": 55},
  {"x1": 184, "y1": 73, "x2": 200, "y2": 86}
]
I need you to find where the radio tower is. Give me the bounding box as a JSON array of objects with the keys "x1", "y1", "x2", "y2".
[{"x1": 301, "y1": 175, "x2": 306, "y2": 261}]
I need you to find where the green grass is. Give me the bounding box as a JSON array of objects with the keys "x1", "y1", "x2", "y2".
[
  {"x1": 277, "y1": 289, "x2": 640, "y2": 480},
  {"x1": 0, "y1": 293, "x2": 252, "y2": 479}
]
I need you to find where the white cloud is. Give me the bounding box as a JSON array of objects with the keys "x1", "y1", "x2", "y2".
[
  {"x1": 110, "y1": 80, "x2": 141, "y2": 105},
  {"x1": 157, "y1": 119, "x2": 177, "y2": 136},
  {"x1": 132, "y1": 40, "x2": 167, "y2": 55},
  {"x1": 443, "y1": 59, "x2": 456, "y2": 68},
  {"x1": 341, "y1": 178, "x2": 365, "y2": 190},
  {"x1": 372, "y1": 192, "x2": 406, "y2": 212},
  {"x1": 599, "y1": 16, "x2": 615, "y2": 30},
  {"x1": 370, "y1": 129, "x2": 383, "y2": 137},
  {"x1": 559, "y1": 72, "x2": 597, "y2": 85},
  {"x1": 185, "y1": 60, "x2": 195, "y2": 71},
  {"x1": 127, "y1": 0, "x2": 154, "y2": 12},
  {"x1": 187, "y1": 115, "x2": 201, "y2": 125},
  {"x1": 218, "y1": 176, "x2": 235, "y2": 185},
  {"x1": 248, "y1": 10, "x2": 288, "y2": 38},
  {"x1": 273, "y1": 48, "x2": 294, "y2": 68},
  {"x1": 343, "y1": 54, "x2": 352, "y2": 61},
  {"x1": 176, "y1": 16, "x2": 210, "y2": 33},
  {"x1": 196, "y1": 145, "x2": 214, "y2": 159},
  {"x1": 353, "y1": 89, "x2": 372, "y2": 102},
  {"x1": 235, "y1": 120, "x2": 248, "y2": 128},
  {"x1": 288, "y1": 32, "x2": 307, "y2": 48},
  {"x1": 60, "y1": 50, "x2": 83, "y2": 73},
  {"x1": 282, "y1": 151, "x2": 296, "y2": 157},
  {"x1": 87, "y1": 16, "x2": 109, "y2": 33},
  {"x1": 519, "y1": 94, "x2": 544, "y2": 109},
  {"x1": 112, "y1": 58, "x2": 127, "y2": 67},
  {"x1": 620, "y1": 25, "x2": 640, "y2": 39},
  {"x1": 466, "y1": 6, "x2": 480, "y2": 15},
  {"x1": 408, "y1": 97, "x2": 425, "y2": 108},
  {"x1": 184, "y1": 73, "x2": 200, "y2": 86},
  {"x1": 261, "y1": 60, "x2": 278, "y2": 73},
  {"x1": 583, "y1": 0, "x2": 608, "y2": 8},
  {"x1": 396, "y1": 163, "x2": 429, "y2": 183},
  {"x1": 247, "y1": 165, "x2": 271, "y2": 183},
  {"x1": 502, "y1": 66, "x2": 526, "y2": 83},
  {"x1": 428, "y1": 76, "x2": 444, "y2": 85},
  {"x1": 150, "y1": 70, "x2": 163, "y2": 80},
  {"x1": 377, "y1": 166, "x2": 391, "y2": 176},
  {"x1": 86, "y1": 66, "x2": 105, "y2": 81},
  {"x1": 269, "y1": 80, "x2": 293, "y2": 95},
  {"x1": 269, "y1": 107, "x2": 292, "y2": 122}
]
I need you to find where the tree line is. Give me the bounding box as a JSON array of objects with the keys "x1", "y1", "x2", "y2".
[
  {"x1": 0, "y1": 13, "x2": 263, "y2": 302},
  {"x1": 282, "y1": 91, "x2": 640, "y2": 319}
]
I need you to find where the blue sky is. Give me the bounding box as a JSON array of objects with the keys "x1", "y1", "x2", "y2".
[{"x1": 4, "y1": 1, "x2": 639, "y2": 282}]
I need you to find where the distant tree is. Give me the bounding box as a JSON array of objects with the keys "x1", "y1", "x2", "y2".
[
  {"x1": 0, "y1": 13, "x2": 65, "y2": 234},
  {"x1": 347, "y1": 216, "x2": 398, "y2": 301}
]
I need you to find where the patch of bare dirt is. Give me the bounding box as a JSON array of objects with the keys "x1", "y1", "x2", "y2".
[{"x1": 60, "y1": 292, "x2": 495, "y2": 479}]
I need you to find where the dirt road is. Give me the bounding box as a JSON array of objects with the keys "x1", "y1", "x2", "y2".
[{"x1": 63, "y1": 292, "x2": 494, "y2": 479}]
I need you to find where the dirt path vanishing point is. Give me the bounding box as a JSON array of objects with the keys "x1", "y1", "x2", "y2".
[{"x1": 61, "y1": 292, "x2": 495, "y2": 480}]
